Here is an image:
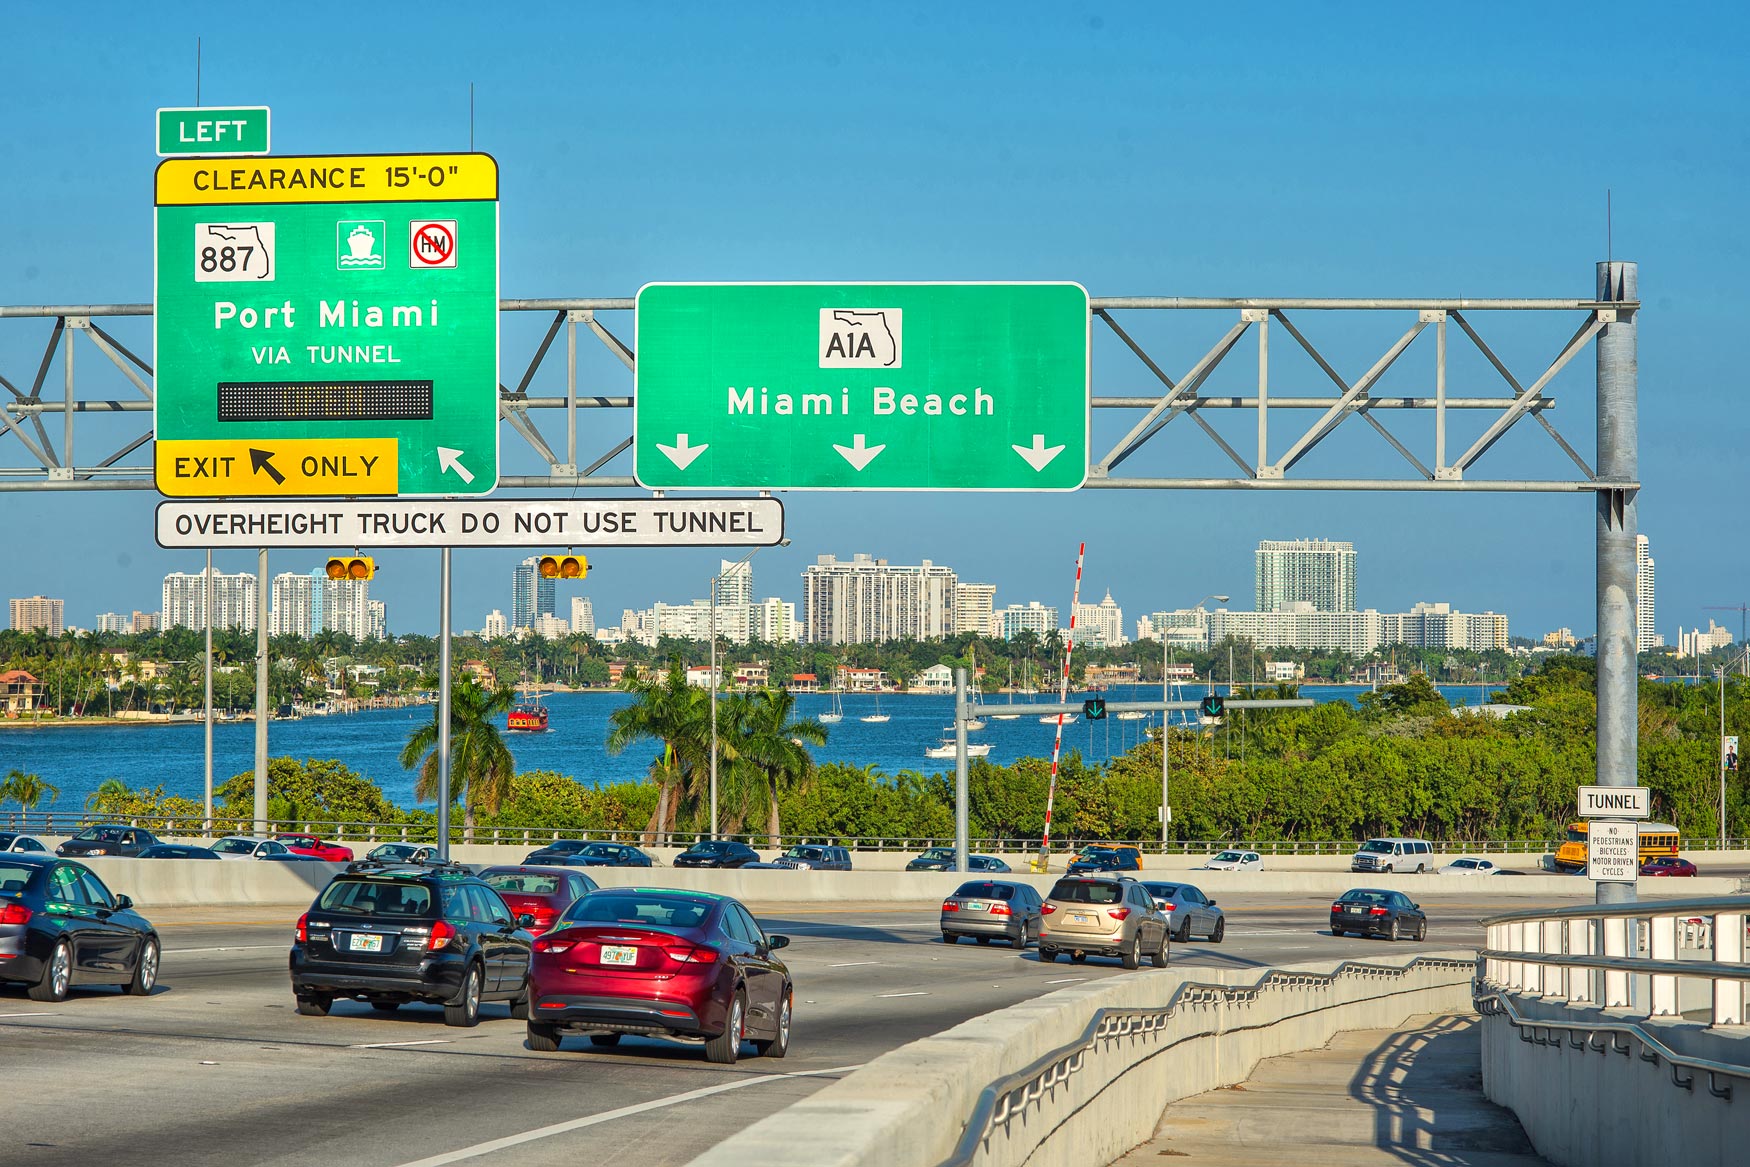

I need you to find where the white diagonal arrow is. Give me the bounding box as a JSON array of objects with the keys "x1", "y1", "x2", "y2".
[
  {"x1": 1012, "y1": 434, "x2": 1065, "y2": 472},
  {"x1": 657, "y1": 433, "x2": 708, "y2": 470},
  {"x1": 436, "y1": 447, "x2": 475, "y2": 485},
  {"x1": 833, "y1": 434, "x2": 886, "y2": 471}
]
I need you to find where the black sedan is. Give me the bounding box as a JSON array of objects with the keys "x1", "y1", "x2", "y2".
[
  {"x1": 0, "y1": 854, "x2": 161, "y2": 1001},
  {"x1": 56, "y1": 825, "x2": 161, "y2": 858},
  {"x1": 525, "y1": 842, "x2": 654, "y2": 868},
  {"x1": 673, "y1": 840, "x2": 761, "y2": 868},
  {"x1": 907, "y1": 850, "x2": 1012, "y2": 873},
  {"x1": 138, "y1": 844, "x2": 220, "y2": 860},
  {"x1": 1330, "y1": 888, "x2": 1427, "y2": 941}
]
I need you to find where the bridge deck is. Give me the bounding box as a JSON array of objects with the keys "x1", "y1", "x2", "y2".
[{"x1": 1114, "y1": 1014, "x2": 1549, "y2": 1166}]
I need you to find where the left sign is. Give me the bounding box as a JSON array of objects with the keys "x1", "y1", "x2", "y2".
[
  {"x1": 156, "y1": 106, "x2": 271, "y2": 157},
  {"x1": 153, "y1": 153, "x2": 500, "y2": 497}
]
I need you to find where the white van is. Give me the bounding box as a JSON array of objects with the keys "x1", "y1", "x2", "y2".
[{"x1": 1350, "y1": 837, "x2": 1434, "y2": 874}]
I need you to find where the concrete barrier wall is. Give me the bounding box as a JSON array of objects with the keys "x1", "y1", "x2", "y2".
[
  {"x1": 1482, "y1": 994, "x2": 1750, "y2": 1167},
  {"x1": 689, "y1": 949, "x2": 1477, "y2": 1167}
]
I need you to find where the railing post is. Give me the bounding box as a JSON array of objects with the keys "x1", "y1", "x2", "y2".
[
  {"x1": 1507, "y1": 921, "x2": 1525, "y2": 990},
  {"x1": 1542, "y1": 920, "x2": 1564, "y2": 997},
  {"x1": 1603, "y1": 915, "x2": 1631, "y2": 1008},
  {"x1": 1713, "y1": 912, "x2": 1746, "y2": 1028},
  {"x1": 1524, "y1": 920, "x2": 1544, "y2": 995},
  {"x1": 1566, "y1": 918, "x2": 1594, "y2": 1004},
  {"x1": 1649, "y1": 914, "x2": 1678, "y2": 1015}
]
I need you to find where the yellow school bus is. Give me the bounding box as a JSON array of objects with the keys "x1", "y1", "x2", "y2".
[{"x1": 1552, "y1": 821, "x2": 1681, "y2": 872}]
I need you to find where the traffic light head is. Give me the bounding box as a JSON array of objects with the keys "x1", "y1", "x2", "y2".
[
  {"x1": 537, "y1": 554, "x2": 588, "y2": 580},
  {"x1": 325, "y1": 556, "x2": 375, "y2": 581},
  {"x1": 1082, "y1": 697, "x2": 1107, "y2": 721},
  {"x1": 1199, "y1": 694, "x2": 1225, "y2": 719}
]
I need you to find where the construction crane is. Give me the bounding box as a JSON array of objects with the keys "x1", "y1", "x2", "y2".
[{"x1": 1703, "y1": 603, "x2": 1748, "y2": 645}]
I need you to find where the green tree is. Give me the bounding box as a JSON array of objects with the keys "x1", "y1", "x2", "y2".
[
  {"x1": 724, "y1": 687, "x2": 828, "y2": 841},
  {"x1": 399, "y1": 675, "x2": 517, "y2": 840},
  {"x1": 2, "y1": 769, "x2": 60, "y2": 812},
  {"x1": 606, "y1": 657, "x2": 707, "y2": 839},
  {"x1": 86, "y1": 778, "x2": 130, "y2": 812}
]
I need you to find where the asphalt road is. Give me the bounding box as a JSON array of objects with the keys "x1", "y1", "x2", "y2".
[{"x1": 0, "y1": 891, "x2": 1588, "y2": 1167}]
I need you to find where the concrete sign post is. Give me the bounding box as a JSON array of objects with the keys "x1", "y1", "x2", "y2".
[
  {"x1": 1586, "y1": 820, "x2": 1638, "y2": 883},
  {"x1": 153, "y1": 153, "x2": 500, "y2": 497},
  {"x1": 633, "y1": 282, "x2": 1089, "y2": 490}
]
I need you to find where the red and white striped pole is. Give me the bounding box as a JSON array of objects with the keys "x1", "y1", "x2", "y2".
[{"x1": 1038, "y1": 542, "x2": 1084, "y2": 869}]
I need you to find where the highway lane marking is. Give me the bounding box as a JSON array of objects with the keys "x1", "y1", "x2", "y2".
[
  {"x1": 166, "y1": 944, "x2": 288, "y2": 954},
  {"x1": 354, "y1": 1038, "x2": 455, "y2": 1049},
  {"x1": 1044, "y1": 978, "x2": 1085, "y2": 985},
  {"x1": 0, "y1": 1012, "x2": 60, "y2": 1018},
  {"x1": 387, "y1": 1062, "x2": 867, "y2": 1166},
  {"x1": 876, "y1": 991, "x2": 929, "y2": 998},
  {"x1": 828, "y1": 961, "x2": 881, "y2": 968}
]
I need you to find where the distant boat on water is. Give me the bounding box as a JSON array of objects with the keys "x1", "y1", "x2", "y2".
[
  {"x1": 506, "y1": 687, "x2": 550, "y2": 733},
  {"x1": 925, "y1": 739, "x2": 993, "y2": 759},
  {"x1": 819, "y1": 688, "x2": 844, "y2": 724},
  {"x1": 860, "y1": 693, "x2": 890, "y2": 724}
]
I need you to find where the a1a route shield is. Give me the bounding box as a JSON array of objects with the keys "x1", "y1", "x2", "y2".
[
  {"x1": 153, "y1": 153, "x2": 499, "y2": 498},
  {"x1": 633, "y1": 283, "x2": 1089, "y2": 491}
]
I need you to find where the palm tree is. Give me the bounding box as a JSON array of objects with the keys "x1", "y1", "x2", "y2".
[
  {"x1": 86, "y1": 778, "x2": 130, "y2": 811},
  {"x1": 400, "y1": 675, "x2": 517, "y2": 841},
  {"x1": 2, "y1": 769, "x2": 60, "y2": 813},
  {"x1": 606, "y1": 658, "x2": 707, "y2": 840},
  {"x1": 732, "y1": 687, "x2": 826, "y2": 842}
]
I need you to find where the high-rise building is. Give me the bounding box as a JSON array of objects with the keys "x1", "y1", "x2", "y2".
[
  {"x1": 999, "y1": 601, "x2": 1059, "y2": 640},
  {"x1": 531, "y1": 613, "x2": 570, "y2": 640},
  {"x1": 482, "y1": 610, "x2": 509, "y2": 639},
  {"x1": 1255, "y1": 539, "x2": 1356, "y2": 613},
  {"x1": 715, "y1": 560, "x2": 753, "y2": 607},
  {"x1": 270, "y1": 571, "x2": 322, "y2": 638},
  {"x1": 1073, "y1": 590, "x2": 1126, "y2": 648},
  {"x1": 366, "y1": 600, "x2": 387, "y2": 641},
  {"x1": 1677, "y1": 621, "x2": 1734, "y2": 659},
  {"x1": 748, "y1": 597, "x2": 801, "y2": 643},
  {"x1": 9, "y1": 596, "x2": 64, "y2": 635},
  {"x1": 570, "y1": 596, "x2": 596, "y2": 636},
  {"x1": 802, "y1": 553, "x2": 957, "y2": 644},
  {"x1": 131, "y1": 611, "x2": 158, "y2": 633},
  {"x1": 1636, "y1": 535, "x2": 1661, "y2": 650},
  {"x1": 954, "y1": 583, "x2": 998, "y2": 637},
  {"x1": 511, "y1": 557, "x2": 556, "y2": 631},
  {"x1": 95, "y1": 612, "x2": 128, "y2": 634},
  {"x1": 162, "y1": 570, "x2": 257, "y2": 632}
]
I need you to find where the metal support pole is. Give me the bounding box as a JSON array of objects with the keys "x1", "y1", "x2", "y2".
[
  {"x1": 1161, "y1": 636, "x2": 1171, "y2": 846},
  {"x1": 437, "y1": 548, "x2": 452, "y2": 860},
  {"x1": 204, "y1": 548, "x2": 214, "y2": 831},
  {"x1": 1595, "y1": 260, "x2": 1638, "y2": 908},
  {"x1": 709, "y1": 576, "x2": 718, "y2": 839},
  {"x1": 253, "y1": 547, "x2": 268, "y2": 835},
  {"x1": 954, "y1": 668, "x2": 969, "y2": 873},
  {"x1": 1722, "y1": 664, "x2": 1729, "y2": 850}
]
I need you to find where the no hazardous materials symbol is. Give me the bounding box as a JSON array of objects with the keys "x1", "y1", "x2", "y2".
[{"x1": 410, "y1": 220, "x2": 457, "y2": 268}]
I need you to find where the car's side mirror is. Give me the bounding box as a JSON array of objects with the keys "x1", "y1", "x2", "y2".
[
  {"x1": 516, "y1": 913, "x2": 535, "y2": 929},
  {"x1": 1206, "y1": 899, "x2": 1217, "y2": 908},
  {"x1": 114, "y1": 894, "x2": 133, "y2": 910},
  {"x1": 767, "y1": 934, "x2": 790, "y2": 950}
]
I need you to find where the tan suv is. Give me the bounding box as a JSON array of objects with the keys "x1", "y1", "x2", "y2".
[{"x1": 1038, "y1": 876, "x2": 1169, "y2": 968}]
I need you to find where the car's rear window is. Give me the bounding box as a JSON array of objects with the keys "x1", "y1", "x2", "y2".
[
  {"x1": 953, "y1": 881, "x2": 1014, "y2": 900},
  {"x1": 484, "y1": 872, "x2": 563, "y2": 896},
  {"x1": 318, "y1": 879, "x2": 434, "y2": 916},
  {"x1": 0, "y1": 864, "x2": 38, "y2": 895},
  {"x1": 1341, "y1": 890, "x2": 1390, "y2": 905},
  {"x1": 1049, "y1": 880, "x2": 1123, "y2": 904},
  {"x1": 560, "y1": 893, "x2": 714, "y2": 931},
  {"x1": 1142, "y1": 883, "x2": 1181, "y2": 898}
]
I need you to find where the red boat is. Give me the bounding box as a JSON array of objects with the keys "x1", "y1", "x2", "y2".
[{"x1": 507, "y1": 697, "x2": 549, "y2": 732}]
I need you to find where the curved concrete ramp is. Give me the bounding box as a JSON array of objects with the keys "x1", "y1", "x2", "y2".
[{"x1": 1115, "y1": 1015, "x2": 1548, "y2": 1166}]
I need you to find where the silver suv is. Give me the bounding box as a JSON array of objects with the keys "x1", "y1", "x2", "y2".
[{"x1": 1038, "y1": 876, "x2": 1169, "y2": 969}]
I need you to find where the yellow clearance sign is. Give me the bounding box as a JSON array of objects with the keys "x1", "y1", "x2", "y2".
[
  {"x1": 155, "y1": 153, "x2": 498, "y2": 206},
  {"x1": 155, "y1": 438, "x2": 398, "y2": 496}
]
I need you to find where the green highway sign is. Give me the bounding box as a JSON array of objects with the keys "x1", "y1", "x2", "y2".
[
  {"x1": 156, "y1": 106, "x2": 271, "y2": 157},
  {"x1": 633, "y1": 283, "x2": 1089, "y2": 491},
  {"x1": 153, "y1": 153, "x2": 500, "y2": 498}
]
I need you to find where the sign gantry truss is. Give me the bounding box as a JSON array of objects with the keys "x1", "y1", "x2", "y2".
[{"x1": 0, "y1": 294, "x2": 1638, "y2": 495}]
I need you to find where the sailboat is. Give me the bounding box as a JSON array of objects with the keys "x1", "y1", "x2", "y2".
[
  {"x1": 818, "y1": 684, "x2": 844, "y2": 724},
  {"x1": 991, "y1": 659, "x2": 1023, "y2": 719},
  {"x1": 860, "y1": 692, "x2": 890, "y2": 724},
  {"x1": 506, "y1": 684, "x2": 550, "y2": 733},
  {"x1": 925, "y1": 738, "x2": 993, "y2": 759}
]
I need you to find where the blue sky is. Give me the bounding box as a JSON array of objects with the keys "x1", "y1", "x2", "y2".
[{"x1": 2, "y1": 2, "x2": 1745, "y2": 643}]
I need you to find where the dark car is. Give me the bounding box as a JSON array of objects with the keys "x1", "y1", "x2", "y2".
[
  {"x1": 0, "y1": 854, "x2": 161, "y2": 1001},
  {"x1": 480, "y1": 866, "x2": 599, "y2": 935},
  {"x1": 522, "y1": 839, "x2": 594, "y2": 864},
  {"x1": 771, "y1": 845, "x2": 852, "y2": 871},
  {"x1": 908, "y1": 850, "x2": 1012, "y2": 873},
  {"x1": 526, "y1": 887, "x2": 792, "y2": 1064},
  {"x1": 55, "y1": 825, "x2": 161, "y2": 858},
  {"x1": 940, "y1": 879, "x2": 1043, "y2": 947},
  {"x1": 1330, "y1": 888, "x2": 1427, "y2": 941},
  {"x1": 1641, "y1": 856, "x2": 1698, "y2": 877},
  {"x1": 1066, "y1": 846, "x2": 1141, "y2": 875},
  {"x1": 673, "y1": 841, "x2": 762, "y2": 869},
  {"x1": 1139, "y1": 881, "x2": 1226, "y2": 943},
  {"x1": 365, "y1": 843, "x2": 439, "y2": 864},
  {"x1": 137, "y1": 844, "x2": 221, "y2": 860},
  {"x1": 289, "y1": 861, "x2": 535, "y2": 1026},
  {"x1": 527, "y1": 842, "x2": 655, "y2": 868}
]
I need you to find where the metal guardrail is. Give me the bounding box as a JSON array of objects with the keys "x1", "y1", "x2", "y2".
[{"x1": 936, "y1": 955, "x2": 1475, "y2": 1167}]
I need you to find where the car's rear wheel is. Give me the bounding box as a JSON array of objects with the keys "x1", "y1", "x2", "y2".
[
  {"x1": 295, "y1": 992, "x2": 332, "y2": 1016},
  {"x1": 127, "y1": 938, "x2": 159, "y2": 995},
  {"x1": 509, "y1": 992, "x2": 530, "y2": 1020},
  {"x1": 1040, "y1": 946, "x2": 1059, "y2": 962},
  {"x1": 444, "y1": 963, "x2": 483, "y2": 1028},
  {"x1": 705, "y1": 992, "x2": 745, "y2": 1064},
  {"x1": 526, "y1": 1022, "x2": 560, "y2": 1052},
  {"x1": 1174, "y1": 917, "x2": 1192, "y2": 944},
  {"x1": 1151, "y1": 932, "x2": 1168, "y2": 968},
  {"x1": 1331, "y1": 926, "x2": 1345, "y2": 938},
  {"x1": 1210, "y1": 917, "x2": 1225, "y2": 944},
  {"x1": 1121, "y1": 933, "x2": 1142, "y2": 970},
  {"x1": 1416, "y1": 920, "x2": 1428, "y2": 942},
  {"x1": 753, "y1": 992, "x2": 791, "y2": 1059},
  {"x1": 941, "y1": 932, "x2": 958, "y2": 944},
  {"x1": 29, "y1": 940, "x2": 71, "y2": 1002},
  {"x1": 588, "y1": 1032, "x2": 621, "y2": 1048},
  {"x1": 1414, "y1": 863, "x2": 1426, "y2": 874},
  {"x1": 1387, "y1": 918, "x2": 1400, "y2": 942}
]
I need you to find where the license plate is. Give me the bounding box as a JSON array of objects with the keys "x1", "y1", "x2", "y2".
[
  {"x1": 1070, "y1": 914, "x2": 1091, "y2": 925},
  {"x1": 1346, "y1": 907, "x2": 1365, "y2": 914},
  {"x1": 349, "y1": 933, "x2": 384, "y2": 952},
  {"x1": 600, "y1": 945, "x2": 638, "y2": 966},
  {"x1": 963, "y1": 901, "x2": 986, "y2": 912}
]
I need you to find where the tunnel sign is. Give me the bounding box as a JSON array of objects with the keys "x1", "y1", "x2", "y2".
[
  {"x1": 1577, "y1": 785, "x2": 1650, "y2": 819},
  {"x1": 633, "y1": 283, "x2": 1090, "y2": 491},
  {"x1": 153, "y1": 153, "x2": 500, "y2": 497}
]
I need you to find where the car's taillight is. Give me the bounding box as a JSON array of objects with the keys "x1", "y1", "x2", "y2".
[
  {"x1": 989, "y1": 903, "x2": 1012, "y2": 916},
  {"x1": 1158, "y1": 903, "x2": 1176, "y2": 913},
  {"x1": 665, "y1": 943, "x2": 719, "y2": 964},
  {"x1": 0, "y1": 903, "x2": 31, "y2": 926},
  {"x1": 1041, "y1": 904, "x2": 1056, "y2": 915},
  {"x1": 295, "y1": 912, "x2": 308, "y2": 943},
  {"x1": 1369, "y1": 907, "x2": 1389, "y2": 916},
  {"x1": 532, "y1": 936, "x2": 573, "y2": 954},
  {"x1": 1331, "y1": 903, "x2": 1345, "y2": 912},
  {"x1": 1107, "y1": 908, "x2": 1130, "y2": 921},
  {"x1": 942, "y1": 901, "x2": 960, "y2": 912},
  {"x1": 428, "y1": 920, "x2": 458, "y2": 951}
]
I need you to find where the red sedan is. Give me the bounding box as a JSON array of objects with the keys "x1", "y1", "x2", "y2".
[
  {"x1": 274, "y1": 834, "x2": 355, "y2": 863},
  {"x1": 479, "y1": 866, "x2": 598, "y2": 935},
  {"x1": 1640, "y1": 856, "x2": 1698, "y2": 877},
  {"x1": 526, "y1": 887, "x2": 792, "y2": 1064}
]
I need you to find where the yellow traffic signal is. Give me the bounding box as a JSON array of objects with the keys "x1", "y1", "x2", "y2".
[
  {"x1": 325, "y1": 556, "x2": 375, "y2": 581},
  {"x1": 537, "y1": 553, "x2": 588, "y2": 580}
]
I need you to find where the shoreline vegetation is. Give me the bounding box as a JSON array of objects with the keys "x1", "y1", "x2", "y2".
[{"x1": 8, "y1": 659, "x2": 1741, "y2": 847}]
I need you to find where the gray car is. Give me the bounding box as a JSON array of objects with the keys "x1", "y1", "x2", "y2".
[
  {"x1": 1139, "y1": 881, "x2": 1225, "y2": 943},
  {"x1": 940, "y1": 879, "x2": 1043, "y2": 947}
]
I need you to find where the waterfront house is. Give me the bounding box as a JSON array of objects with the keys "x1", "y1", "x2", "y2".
[{"x1": 0, "y1": 669, "x2": 43, "y2": 716}]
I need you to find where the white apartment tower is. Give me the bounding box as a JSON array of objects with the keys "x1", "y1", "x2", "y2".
[
  {"x1": 802, "y1": 553, "x2": 957, "y2": 644},
  {"x1": 954, "y1": 583, "x2": 998, "y2": 638},
  {"x1": 1636, "y1": 535, "x2": 1660, "y2": 651},
  {"x1": 570, "y1": 596, "x2": 596, "y2": 636},
  {"x1": 1073, "y1": 590, "x2": 1126, "y2": 648},
  {"x1": 1255, "y1": 539, "x2": 1357, "y2": 613},
  {"x1": 999, "y1": 602, "x2": 1059, "y2": 640},
  {"x1": 162, "y1": 569, "x2": 258, "y2": 632}
]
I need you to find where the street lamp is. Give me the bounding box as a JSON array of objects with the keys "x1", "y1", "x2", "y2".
[
  {"x1": 1162, "y1": 593, "x2": 1228, "y2": 846},
  {"x1": 710, "y1": 539, "x2": 789, "y2": 839}
]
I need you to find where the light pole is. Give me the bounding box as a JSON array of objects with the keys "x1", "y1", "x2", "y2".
[
  {"x1": 709, "y1": 539, "x2": 789, "y2": 839},
  {"x1": 1721, "y1": 645, "x2": 1747, "y2": 850},
  {"x1": 1162, "y1": 593, "x2": 1228, "y2": 847}
]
